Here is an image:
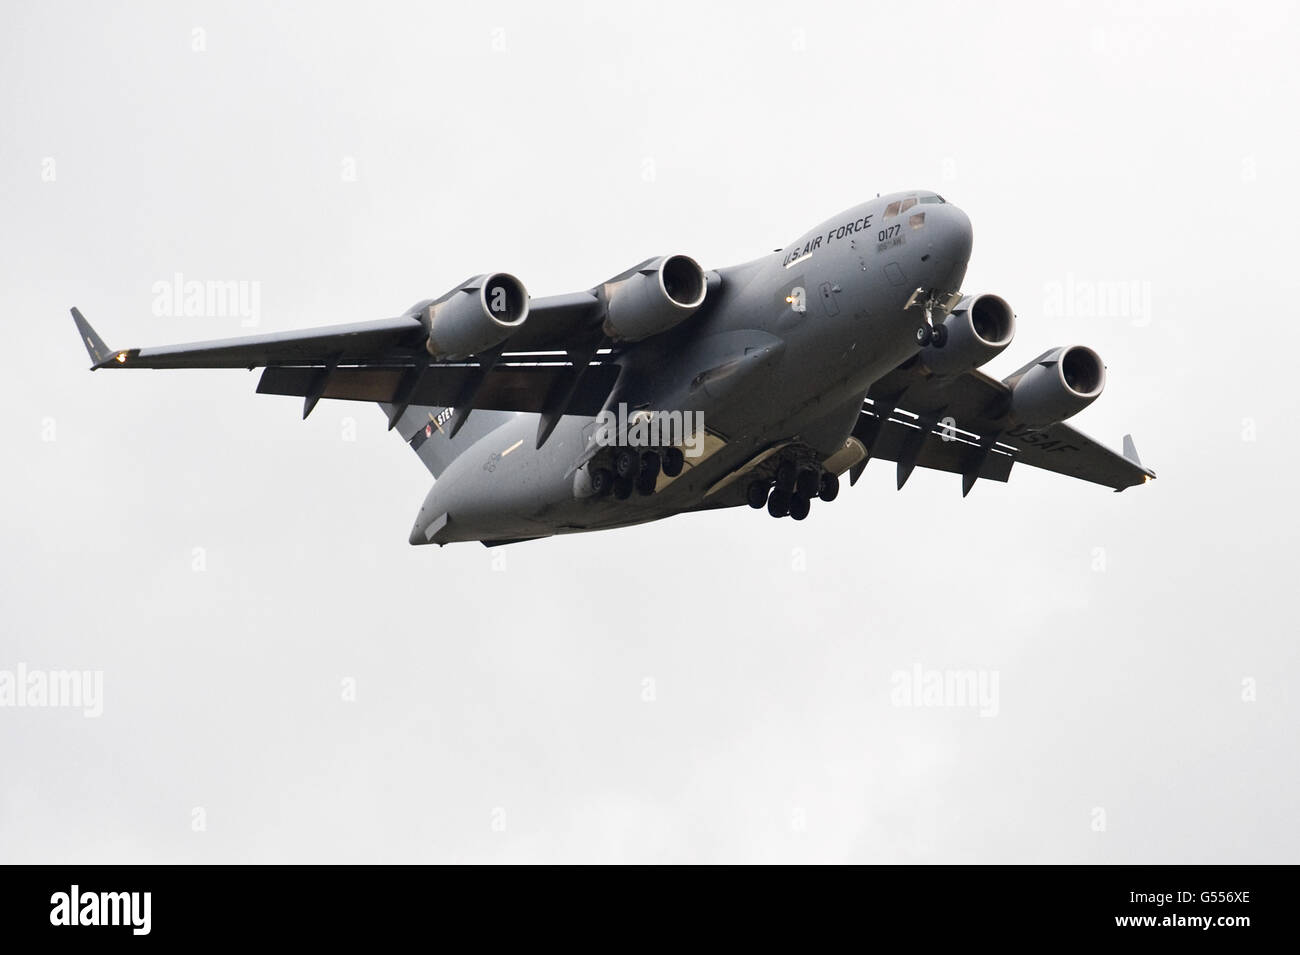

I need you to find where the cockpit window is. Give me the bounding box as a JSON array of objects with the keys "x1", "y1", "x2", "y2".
[{"x1": 886, "y1": 196, "x2": 929, "y2": 218}]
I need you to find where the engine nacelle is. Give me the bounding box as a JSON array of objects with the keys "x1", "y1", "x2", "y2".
[
  {"x1": 1005, "y1": 345, "x2": 1106, "y2": 427},
  {"x1": 424, "y1": 272, "x2": 529, "y2": 359},
  {"x1": 603, "y1": 254, "x2": 708, "y2": 342},
  {"x1": 921, "y1": 293, "x2": 1016, "y2": 376}
]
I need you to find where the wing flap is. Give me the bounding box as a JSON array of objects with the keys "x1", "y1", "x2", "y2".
[
  {"x1": 853, "y1": 410, "x2": 1015, "y2": 484},
  {"x1": 256, "y1": 363, "x2": 620, "y2": 416}
]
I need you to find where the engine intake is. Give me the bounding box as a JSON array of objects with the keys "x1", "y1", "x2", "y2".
[
  {"x1": 603, "y1": 254, "x2": 707, "y2": 342},
  {"x1": 922, "y1": 293, "x2": 1016, "y2": 376},
  {"x1": 1006, "y1": 345, "x2": 1106, "y2": 427},
  {"x1": 424, "y1": 272, "x2": 529, "y2": 359}
]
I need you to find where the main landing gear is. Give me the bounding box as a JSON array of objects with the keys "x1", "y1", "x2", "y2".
[
  {"x1": 591, "y1": 445, "x2": 687, "y2": 500},
  {"x1": 748, "y1": 463, "x2": 840, "y2": 521}
]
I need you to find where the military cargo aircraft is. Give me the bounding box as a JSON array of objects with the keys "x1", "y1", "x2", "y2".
[{"x1": 71, "y1": 191, "x2": 1155, "y2": 546}]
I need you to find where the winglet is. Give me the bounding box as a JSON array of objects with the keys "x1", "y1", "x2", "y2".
[
  {"x1": 1122, "y1": 433, "x2": 1142, "y2": 467},
  {"x1": 70, "y1": 307, "x2": 119, "y2": 369},
  {"x1": 1118, "y1": 433, "x2": 1157, "y2": 490}
]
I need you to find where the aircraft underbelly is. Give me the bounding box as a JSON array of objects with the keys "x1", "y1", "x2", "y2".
[{"x1": 422, "y1": 292, "x2": 938, "y2": 544}]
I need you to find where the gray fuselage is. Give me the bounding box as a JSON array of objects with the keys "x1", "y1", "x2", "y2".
[{"x1": 411, "y1": 191, "x2": 973, "y2": 544}]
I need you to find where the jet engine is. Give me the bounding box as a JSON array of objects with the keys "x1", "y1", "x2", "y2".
[
  {"x1": 1005, "y1": 345, "x2": 1106, "y2": 427},
  {"x1": 920, "y1": 293, "x2": 1016, "y2": 376},
  {"x1": 603, "y1": 254, "x2": 708, "y2": 342},
  {"x1": 423, "y1": 272, "x2": 529, "y2": 359}
]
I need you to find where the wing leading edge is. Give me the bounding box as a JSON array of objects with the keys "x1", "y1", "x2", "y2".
[{"x1": 68, "y1": 296, "x2": 619, "y2": 424}]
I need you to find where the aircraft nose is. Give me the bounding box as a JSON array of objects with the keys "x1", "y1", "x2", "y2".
[
  {"x1": 926, "y1": 201, "x2": 973, "y2": 291},
  {"x1": 951, "y1": 204, "x2": 973, "y2": 258}
]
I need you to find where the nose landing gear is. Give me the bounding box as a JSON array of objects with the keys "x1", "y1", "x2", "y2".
[
  {"x1": 907, "y1": 287, "x2": 958, "y2": 348},
  {"x1": 914, "y1": 322, "x2": 949, "y2": 348}
]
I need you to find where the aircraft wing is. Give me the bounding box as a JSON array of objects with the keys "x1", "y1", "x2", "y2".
[
  {"x1": 855, "y1": 362, "x2": 1156, "y2": 494},
  {"x1": 69, "y1": 294, "x2": 618, "y2": 433}
]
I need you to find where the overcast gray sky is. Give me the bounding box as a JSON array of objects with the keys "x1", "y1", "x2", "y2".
[{"x1": 2, "y1": 0, "x2": 1296, "y2": 863}]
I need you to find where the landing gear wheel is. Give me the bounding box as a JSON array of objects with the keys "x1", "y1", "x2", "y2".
[
  {"x1": 931, "y1": 323, "x2": 949, "y2": 347},
  {"x1": 635, "y1": 471, "x2": 657, "y2": 496},
  {"x1": 746, "y1": 480, "x2": 769, "y2": 509},
  {"x1": 795, "y1": 468, "x2": 820, "y2": 499},
  {"x1": 915, "y1": 325, "x2": 933, "y2": 347},
  {"x1": 613, "y1": 476, "x2": 634, "y2": 500},
  {"x1": 789, "y1": 494, "x2": 811, "y2": 521},
  {"x1": 775, "y1": 460, "x2": 798, "y2": 493},
  {"x1": 818, "y1": 471, "x2": 840, "y2": 502},
  {"x1": 591, "y1": 468, "x2": 614, "y2": 498},
  {"x1": 767, "y1": 488, "x2": 792, "y2": 518},
  {"x1": 614, "y1": 448, "x2": 640, "y2": 480},
  {"x1": 639, "y1": 451, "x2": 661, "y2": 482},
  {"x1": 662, "y1": 447, "x2": 685, "y2": 478}
]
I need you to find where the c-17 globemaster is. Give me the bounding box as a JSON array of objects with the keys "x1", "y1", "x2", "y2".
[{"x1": 71, "y1": 191, "x2": 1155, "y2": 547}]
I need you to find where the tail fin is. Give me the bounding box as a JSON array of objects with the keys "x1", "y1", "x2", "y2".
[{"x1": 382, "y1": 403, "x2": 515, "y2": 478}]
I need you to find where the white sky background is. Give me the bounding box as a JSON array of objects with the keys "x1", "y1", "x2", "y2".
[{"x1": 1, "y1": 0, "x2": 1296, "y2": 862}]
